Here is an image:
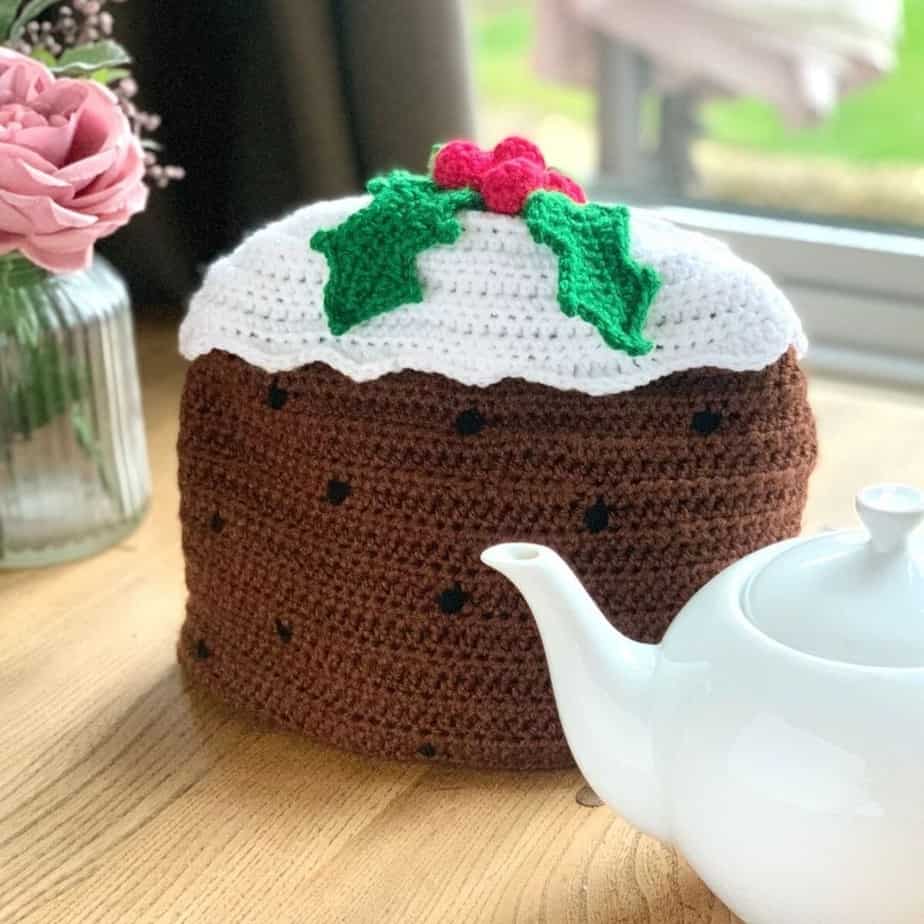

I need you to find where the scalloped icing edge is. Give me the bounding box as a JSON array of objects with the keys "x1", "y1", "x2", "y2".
[{"x1": 180, "y1": 195, "x2": 807, "y2": 396}]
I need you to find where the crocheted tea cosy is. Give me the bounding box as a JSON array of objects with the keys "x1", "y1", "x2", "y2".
[{"x1": 177, "y1": 137, "x2": 817, "y2": 770}]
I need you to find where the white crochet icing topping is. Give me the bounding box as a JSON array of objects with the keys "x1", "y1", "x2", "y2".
[{"x1": 179, "y1": 195, "x2": 806, "y2": 396}]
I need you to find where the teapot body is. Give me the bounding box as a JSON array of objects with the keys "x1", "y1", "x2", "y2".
[
  {"x1": 652, "y1": 541, "x2": 924, "y2": 924},
  {"x1": 483, "y1": 485, "x2": 924, "y2": 924}
]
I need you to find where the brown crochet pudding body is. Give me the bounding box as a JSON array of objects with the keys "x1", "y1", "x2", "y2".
[{"x1": 178, "y1": 348, "x2": 817, "y2": 769}]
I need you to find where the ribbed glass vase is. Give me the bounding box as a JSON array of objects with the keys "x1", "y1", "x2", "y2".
[{"x1": 0, "y1": 253, "x2": 150, "y2": 568}]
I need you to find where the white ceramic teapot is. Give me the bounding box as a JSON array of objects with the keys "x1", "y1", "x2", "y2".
[{"x1": 482, "y1": 484, "x2": 924, "y2": 924}]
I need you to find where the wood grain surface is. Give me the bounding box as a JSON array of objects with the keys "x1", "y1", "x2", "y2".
[{"x1": 2, "y1": 319, "x2": 922, "y2": 924}]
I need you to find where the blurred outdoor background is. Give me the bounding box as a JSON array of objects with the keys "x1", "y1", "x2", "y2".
[
  {"x1": 472, "y1": 0, "x2": 924, "y2": 228},
  {"x1": 111, "y1": 0, "x2": 923, "y2": 374}
]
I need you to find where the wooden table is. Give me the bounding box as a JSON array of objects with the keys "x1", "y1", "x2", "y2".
[{"x1": 2, "y1": 320, "x2": 923, "y2": 924}]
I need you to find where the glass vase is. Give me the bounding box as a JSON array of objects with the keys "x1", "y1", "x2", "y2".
[{"x1": 0, "y1": 253, "x2": 150, "y2": 568}]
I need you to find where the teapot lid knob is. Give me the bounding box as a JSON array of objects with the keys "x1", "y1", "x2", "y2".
[
  {"x1": 745, "y1": 482, "x2": 924, "y2": 667},
  {"x1": 855, "y1": 483, "x2": 924, "y2": 554}
]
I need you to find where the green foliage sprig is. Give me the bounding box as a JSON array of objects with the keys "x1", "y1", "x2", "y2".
[{"x1": 312, "y1": 171, "x2": 660, "y2": 354}]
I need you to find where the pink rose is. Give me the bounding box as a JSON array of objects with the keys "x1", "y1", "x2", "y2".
[{"x1": 0, "y1": 48, "x2": 148, "y2": 273}]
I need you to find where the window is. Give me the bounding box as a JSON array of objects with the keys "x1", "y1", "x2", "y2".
[{"x1": 471, "y1": 0, "x2": 924, "y2": 385}]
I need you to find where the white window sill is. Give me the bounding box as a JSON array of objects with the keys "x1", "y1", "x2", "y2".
[{"x1": 656, "y1": 206, "x2": 924, "y2": 388}]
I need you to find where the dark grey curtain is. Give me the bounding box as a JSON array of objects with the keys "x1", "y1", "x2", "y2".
[{"x1": 102, "y1": 0, "x2": 475, "y2": 304}]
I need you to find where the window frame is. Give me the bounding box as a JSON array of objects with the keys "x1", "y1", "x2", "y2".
[
  {"x1": 593, "y1": 35, "x2": 924, "y2": 387},
  {"x1": 657, "y1": 207, "x2": 924, "y2": 387}
]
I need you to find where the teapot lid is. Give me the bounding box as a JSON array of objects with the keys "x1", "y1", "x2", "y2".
[{"x1": 744, "y1": 484, "x2": 924, "y2": 668}]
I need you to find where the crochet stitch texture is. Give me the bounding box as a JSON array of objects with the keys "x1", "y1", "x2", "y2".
[
  {"x1": 177, "y1": 348, "x2": 817, "y2": 769},
  {"x1": 310, "y1": 172, "x2": 479, "y2": 335},
  {"x1": 522, "y1": 192, "x2": 659, "y2": 355},
  {"x1": 178, "y1": 176, "x2": 816, "y2": 769},
  {"x1": 180, "y1": 197, "x2": 806, "y2": 393},
  {"x1": 309, "y1": 165, "x2": 657, "y2": 353}
]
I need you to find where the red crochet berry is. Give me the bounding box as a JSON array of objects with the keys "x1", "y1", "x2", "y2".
[
  {"x1": 432, "y1": 140, "x2": 492, "y2": 190},
  {"x1": 480, "y1": 157, "x2": 545, "y2": 215},
  {"x1": 543, "y1": 168, "x2": 587, "y2": 204},
  {"x1": 492, "y1": 136, "x2": 546, "y2": 169}
]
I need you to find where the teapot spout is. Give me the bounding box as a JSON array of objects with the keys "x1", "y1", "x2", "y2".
[{"x1": 482, "y1": 543, "x2": 671, "y2": 842}]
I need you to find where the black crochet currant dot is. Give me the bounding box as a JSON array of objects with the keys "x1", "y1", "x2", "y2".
[
  {"x1": 326, "y1": 479, "x2": 351, "y2": 505},
  {"x1": 438, "y1": 582, "x2": 469, "y2": 615},
  {"x1": 455, "y1": 408, "x2": 486, "y2": 436},
  {"x1": 275, "y1": 618, "x2": 293, "y2": 643},
  {"x1": 692, "y1": 409, "x2": 722, "y2": 436},
  {"x1": 267, "y1": 380, "x2": 288, "y2": 410},
  {"x1": 417, "y1": 742, "x2": 437, "y2": 759},
  {"x1": 584, "y1": 497, "x2": 609, "y2": 534},
  {"x1": 209, "y1": 511, "x2": 225, "y2": 534},
  {"x1": 195, "y1": 639, "x2": 211, "y2": 660}
]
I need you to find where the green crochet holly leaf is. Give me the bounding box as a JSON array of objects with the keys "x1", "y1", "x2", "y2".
[
  {"x1": 524, "y1": 191, "x2": 660, "y2": 356},
  {"x1": 311, "y1": 171, "x2": 481, "y2": 336}
]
